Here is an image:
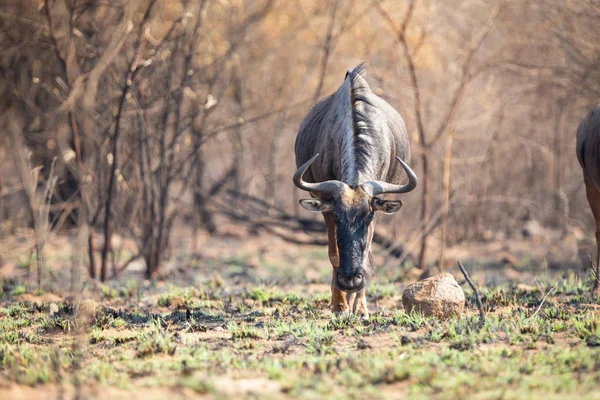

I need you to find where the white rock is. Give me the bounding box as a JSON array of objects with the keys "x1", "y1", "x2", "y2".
[{"x1": 402, "y1": 273, "x2": 465, "y2": 319}]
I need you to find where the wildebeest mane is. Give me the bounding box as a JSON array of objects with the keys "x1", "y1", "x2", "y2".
[{"x1": 347, "y1": 63, "x2": 377, "y2": 181}]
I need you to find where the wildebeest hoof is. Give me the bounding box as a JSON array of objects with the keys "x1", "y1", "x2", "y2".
[
  {"x1": 354, "y1": 308, "x2": 369, "y2": 320},
  {"x1": 331, "y1": 308, "x2": 350, "y2": 317}
]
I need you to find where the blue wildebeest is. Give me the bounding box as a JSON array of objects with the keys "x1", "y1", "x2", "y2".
[
  {"x1": 293, "y1": 64, "x2": 418, "y2": 317},
  {"x1": 577, "y1": 105, "x2": 600, "y2": 295}
]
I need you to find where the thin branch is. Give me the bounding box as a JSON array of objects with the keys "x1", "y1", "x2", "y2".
[
  {"x1": 312, "y1": 0, "x2": 340, "y2": 102},
  {"x1": 457, "y1": 261, "x2": 485, "y2": 325},
  {"x1": 529, "y1": 284, "x2": 557, "y2": 320},
  {"x1": 115, "y1": 253, "x2": 142, "y2": 276},
  {"x1": 43, "y1": 0, "x2": 67, "y2": 79},
  {"x1": 399, "y1": 0, "x2": 415, "y2": 35}
]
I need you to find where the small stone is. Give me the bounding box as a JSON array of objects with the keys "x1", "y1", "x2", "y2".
[{"x1": 402, "y1": 273, "x2": 465, "y2": 319}]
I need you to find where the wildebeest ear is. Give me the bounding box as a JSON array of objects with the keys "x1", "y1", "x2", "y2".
[
  {"x1": 299, "y1": 199, "x2": 333, "y2": 213},
  {"x1": 373, "y1": 198, "x2": 403, "y2": 214}
]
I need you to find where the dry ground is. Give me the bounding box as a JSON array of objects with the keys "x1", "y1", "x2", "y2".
[{"x1": 0, "y1": 227, "x2": 599, "y2": 399}]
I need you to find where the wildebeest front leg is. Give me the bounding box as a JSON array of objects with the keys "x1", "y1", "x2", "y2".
[
  {"x1": 324, "y1": 213, "x2": 349, "y2": 314},
  {"x1": 346, "y1": 291, "x2": 368, "y2": 317},
  {"x1": 352, "y1": 290, "x2": 369, "y2": 318},
  {"x1": 346, "y1": 292, "x2": 356, "y2": 313},
  {"x1": 345, "y1": 291, "x2": 368, "y2": 317}
]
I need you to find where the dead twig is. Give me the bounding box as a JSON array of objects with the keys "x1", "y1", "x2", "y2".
[
  {"x1": 529, "y1": 284, "x2": 557, "y2": 320},
  {"x1": 115, "y1": 252, "x2": 142, "y2": 276},
  {"x1": 457, "y1": 261, "x2": 485, "y2": 326}
]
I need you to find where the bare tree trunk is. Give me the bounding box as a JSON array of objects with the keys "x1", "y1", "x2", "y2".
[
  {"x1": 35, "y1": 242, "x2": 43, "y2": 288},
  {"x1": 191, "y1": 100, "x2": 217, "y2": 236},
  {"x1": 100, "y1": 90, "x2": 127, "y2": 281},
  {"x1": 417, "y1": 154, "x2": 430, "y2": 270},
  {"x1": 268, "y1": 113, "x2": 287, "y2": 211},
  {"x1": 193, "y1": 131, "x2": 217, "y2": 234},
  {"x1": 553, "y1": 97, "x2": 567, "y2": 233},
  {"x1": 438, "y1": 126, "x2": 456, "y2": 271},
  {"x1": 88, "y1": 230, "x2": 96, "y2": 279}
]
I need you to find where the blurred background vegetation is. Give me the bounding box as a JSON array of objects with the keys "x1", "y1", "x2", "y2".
[{"x1": 1, "y1": 0, "x2": 599, "y2": 284}]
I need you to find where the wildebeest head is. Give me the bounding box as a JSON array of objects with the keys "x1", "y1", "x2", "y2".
[{"x1": 293, "y1": 154, "x2": 417, "y2": 292}]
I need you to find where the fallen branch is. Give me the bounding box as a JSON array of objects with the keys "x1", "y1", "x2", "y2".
[{"x1": 457, "y1": 260, "x2": 485, "y2": 326}]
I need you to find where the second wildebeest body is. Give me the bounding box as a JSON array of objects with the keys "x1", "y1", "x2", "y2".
[
  {"x1": 576, "y1": 104, "x2": 600, "y2": 294},
  {"x1": 294, "y1": 64, "x2": 417, "y2": 316}
]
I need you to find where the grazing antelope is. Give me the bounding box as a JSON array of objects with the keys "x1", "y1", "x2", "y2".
[
  {"x1": 577, "y1": 105, "x2": 600, "y2": 294},
  {"x1": 293, "y1": 64, "x2": 417, "y2": 317}
]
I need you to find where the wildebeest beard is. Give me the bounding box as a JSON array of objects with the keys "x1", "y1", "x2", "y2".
[{"x1": 334, "y1": 204, "x2": 375, "y2": 281}]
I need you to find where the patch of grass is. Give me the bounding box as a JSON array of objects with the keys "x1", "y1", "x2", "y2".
[
  {"x1": 0, "y1": 343, "x2": 68, "y2": 385},
  {"x1": 119, "y1": 279, "x2": 141, "y2": 299},
  {"x1": 89, "y1": 327, "x2": 138, "y2": 345},
  {"x1": 572, "y1": 314, "x2": 600, "y2": 346},
  {"x1": 265, "y1": 317, "x2": 326, "y2": 340},
  {"x1": 227, "y1": 321, "x2": 262, "y2": 340},
  {"x1": 326, "y1": 314, "x2": 363, "y2": 331},
  {"x1": 136, "y1": 319, "x2": 176, "y2": 358},
  {"x1": 306, "y1": 332, "x2": 336, "y2": 355},
  {"x1": 245, "y1": 286, "x2": 285, "y2": 306},
  {"x1": 0, "y1": 330, "x2": 18, "y2": 344},
  {"x1": 9, "y1": 285, "x2": 26, "y2": 296},
  {"x1": 392, "y1": 310, "x2": 428, "y2": 331},
  {"x1": 185, "y1": 317, "x2": 208, "y2": 332},
  {"x1": 100, "y1": 284, "x2": 118, "y2": 300}
]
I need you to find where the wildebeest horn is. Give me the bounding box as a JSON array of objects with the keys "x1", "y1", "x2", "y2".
[
  {"x1": 293, "y1": 153, "x2": 345, "y2": 195},
  {"x1": 361, "y1": 156, "x2": 418, "y2": 197}
]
